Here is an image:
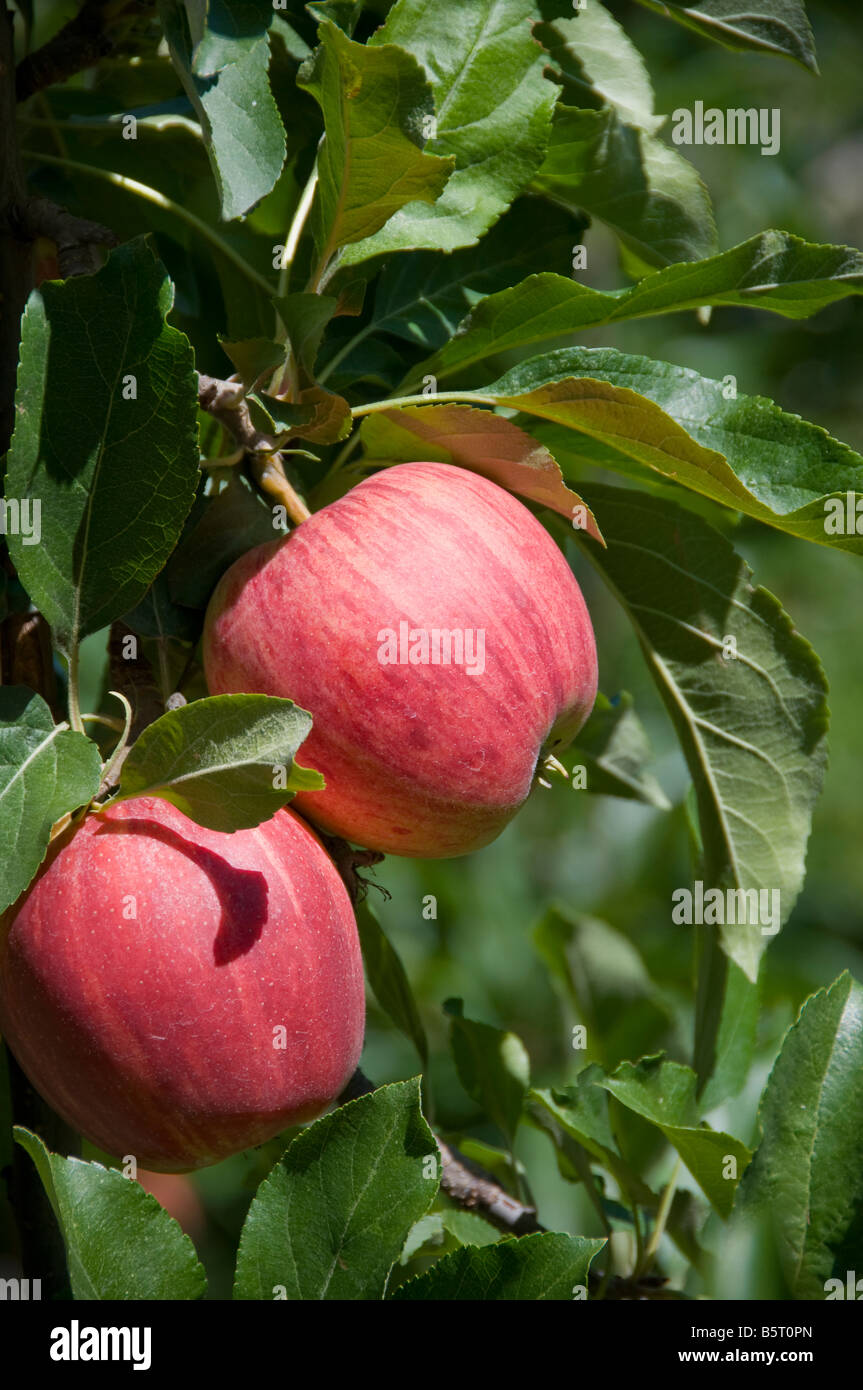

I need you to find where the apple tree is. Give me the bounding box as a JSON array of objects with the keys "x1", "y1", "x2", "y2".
[{"x1": 1, "y1": 0, "x2": 862, "y2": 1312}]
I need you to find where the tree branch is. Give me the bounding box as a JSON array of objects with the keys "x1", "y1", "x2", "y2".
[
  {"x1": 197, "y1": 372, "x2": 312, "y2": 526},
  {"x1": 13, "y1": 195, "x2": 116, "y2": 277},
  {"x1": 1, "y1": 3, "x2": 30, "y2": 450},
  {"x1": 15, "y1": 0, "x2": 150, "y2": 103},
  {"x1": 337, "y1": 1071, "x2": 543, "y2": 1239}
]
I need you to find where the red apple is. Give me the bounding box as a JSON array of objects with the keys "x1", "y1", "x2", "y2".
[
  {"x1": 203, "y1": 461, "x2": 598, "y2": 858},
  {"x1": 0, "y1": 799, "x2": 364, "y2": 1172}
]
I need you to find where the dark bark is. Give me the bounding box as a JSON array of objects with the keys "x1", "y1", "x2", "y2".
[{"x1": 15, "y1": 0, "x2": 151, "y2": 103}]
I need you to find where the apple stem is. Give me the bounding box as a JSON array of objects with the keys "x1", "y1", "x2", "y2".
[
  {"x1": 640, "y1": 1157, "x2": 682, "y2": 1276},
  {"x1": 277, "y1": 162, "x2": 319, "y2": 305},
  {"x1": 253, "y1": 453, "x2": 312, "y2": 526},
  {"x1": 66, "y1": 643, "x2": 84, "y2": 734},
  {"x1": 97, "y1": 690, "x2": 134, "y2": 795}
]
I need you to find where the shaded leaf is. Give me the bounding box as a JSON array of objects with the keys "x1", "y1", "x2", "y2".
[
  {"x1": 219, "y1": 337, "x2": 286, "y2": 389},
  {"x1": 569, "y1": 691, "x2": 670, "y2": 807},
  {"x1": 160, "y1": 0, "x2": 287, "y2": 220},
  {"x1": 532, "y1": 104, "x2": 716, "y2": 273},
  {"x1": 165, "y1": 474, "x2": 280, "y2": 612},
  {"x1": 694, "y1": 930, "x2": 760, "y2": 1111},
  {"x1": 599, "y1": 1057, "x2": 751, "y2": 1217},
  {"x1": 273, "y1": 292, "x2": 339, "y2": 374},
  {"x1": 357, "y1": 900, "x2": 428, "y2": 1066},
  {"x1": 569, "y1": 484, "x2": 828, "y2": 979},
  {"x1": 445, "y1": 1000, "x2": 529, "y2": 1147},
  {"x1": 527, "y1": 1070, "x2": 657, "y2": 1208},
  {"x1": 319, "y1": 198, "x2": 581, "y2": 382},
  {"x1": 391, "y1": 1231, "x2": 604, "y2": 1299},
  {"x1": 5, "y1": 240, "x2": 199, "y2": 655},
  {"x1": 634, "y1": 0, "x2": 817, "y2": 72},
  {"x1": 533, "y1": 907, "x2": 672, "y2": 1069}
]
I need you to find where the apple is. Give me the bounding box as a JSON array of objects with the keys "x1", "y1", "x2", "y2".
[
  {"x1": 0, "y1": 798, "x2": 365, "y2": 1172},
  {"x1": 204, "y1": 461, "x2": 598, "y2": 858}
]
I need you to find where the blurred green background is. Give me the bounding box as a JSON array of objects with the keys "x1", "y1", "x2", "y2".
[{"x1": 13, "y1": 0, "x2": 863, "y2": 1297}]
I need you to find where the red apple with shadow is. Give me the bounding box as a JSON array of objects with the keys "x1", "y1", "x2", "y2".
[
  {"x1": 0, "y1": 799, "x2": 364, "y2": 1172},
  {"x1": 203, "y1": 461, "x2": 598, "y2": 858}
]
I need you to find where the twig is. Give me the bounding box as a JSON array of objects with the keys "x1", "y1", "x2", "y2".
[
  {"x1": 641, "y1": 1156, "x2": 682, "y2": 1275},
  {"x1": 108, "y1": 620, "x2": 164, "y2": 750},
  {"x1": 15, "y1": 0, "x2": 147, "y2": 103},
  {"x1": 13, "y1": 195, "x2": 116, "y2": 277},
  {"x1": 336, "y1": 1069, "x2": 543, "y2": 1237},
  {"x1": 197, "y1": 373, "x2": 312, "y2": 526},
  {"x1": 316, "y1": 833, "x2": 387, "y2": 904},
  {"x1": 19, "y1": 152, "x2": 276, "y2": 297}
]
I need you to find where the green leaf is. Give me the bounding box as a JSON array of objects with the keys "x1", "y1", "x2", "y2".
[
  {"x1": 0, "y1": 689, "x2": 102, "y2": 915},
  {"x1": 273, "y1": 292, "x2": 339, "y2": 375},
  {"x1": 357, "y1": 900, "x2": 428, "y2": 1066},
  {"x1": 568, "y1": 691, "x2": 670, "y2": 807},
  {"x1": 113, "y1": 694, "x2": 324, "y2": 831},
  {"x1": 339, "y1": 0, "x2": 559, "y2": 263},
  {"x1": 298, "y1": 18, "x2": 452, "y2": 282},
  {"x1": 440, "y1": 1209, "x2": 501, "y2": 1248},
  {"x1": 270, "y1": 10, "x2": 313, "y2": 59},
  {"x1": 399, "y1": 1207, "x2": 501, "y2": 1265},
  {"x1": 482, "y1": 348, "x2": 863, "y2": 556},
  {"x1": 391, "y1": 1230, "x2": 604, "y2": 1299},
  {"x1": 159, "y1": 0, "x2": 287, "y2": 220},
  {"x1": 738, "y1": 972, "x2": 863, "y2": 1298},
  {"x1": 219, "y1": 337, "x2": 286, "y2": 389},
  {"x1": 694, "y1": 931, "x2": 760, "y2": 1111},
  {"x1": 445, "y1": 1001, "x2": 530, "y2": 1147},
  {"x1": 165, "y1": 474, "x2": 280, "y2": 612},
  {"x1": 233, "y1": 1079, "x2": 438, "y2": 1299},
  {"x1": 599, "y1": 1057, "x2": 751, "y2": 1217},
  {"x1": 14, "y1": 1128, "x2": 206, "y2": 1300},
  {"x1": 246, "y1": 391, "x2": 316, "y2": 436},
  {"x1": 527, "y1": 1070, "x2": 657, "y2": 1207},
  {"x1": 421, "y1": 231, "x2": 863, "y2": 383},
  {"x1": 289, "y1": 384, "x2": 352, "y2": 443},
  {"x1": 570, "y1": 485, "x2": 828, "y2": 980},
  {"x1": 634, "y1": 0, "x2": 817, "y2": 72},
  {"x1": 532, "y1": 104, "x2": 716, "y2": 273},
  {"x1": 535, "y1": 5, "x2": 663, "y2": 133},
  {"x1": 360, "y1": 403, "x2": 601, "y2": 534},
  {"x1": 306, "y1": 0, "x2": 363, "y2": 37},
  {"x1": 5, "y1": 239, "x2": 199, "y2": 656},
  {"x1": 122, "y1": 572, "x2": 202, "y2": 645},
  {"x1": 319, "y1": 198, "x2": 581, "y2": 381}
]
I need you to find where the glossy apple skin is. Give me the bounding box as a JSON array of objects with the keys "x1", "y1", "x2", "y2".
[
  {"x1": 204, "y1": 461, "x2": 598, "y2": 858},
  {"x1": 0, "y1": 799, "x2": 364, "y2": 1172}
]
